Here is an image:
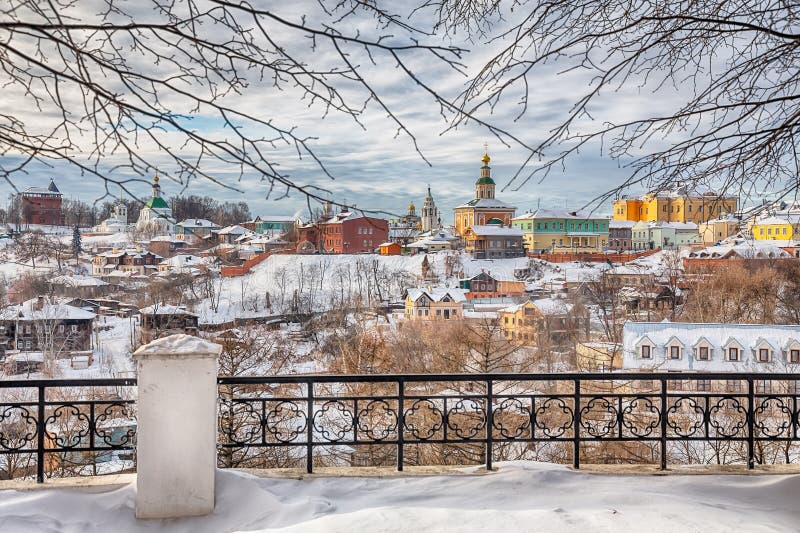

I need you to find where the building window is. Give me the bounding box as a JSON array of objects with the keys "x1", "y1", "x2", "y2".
[
  {"x1": 756, "y1": 380, "x2": 771, "y2": 394},
  {"x1": 641, "y1": 345, "x2": 651, "y2": 359},
  {"x1": 696, "y1": 380, "x2": 711, "y2": 392},
  {"x1": 790, "y1": 349, "x2": 800, "y2": 363},
  {"x1": 726, "y1": 380, "x2": 742, "y2": 393},
  {"x1": 669, "y1": 346, "x2": 680, "y2": 359},
  {"x1": 758, "y1": 348, "x2": 770, "y2": 362},
  {"x1": 698, "y1": 346, "x2": 709, "y2": 360},
  {"x1": 728, "y1": 347, "x2": 739, "y2": 361}
]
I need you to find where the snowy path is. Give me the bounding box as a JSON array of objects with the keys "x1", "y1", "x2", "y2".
[{"x1": 1, "y1": 462, "x2": 798, "y2": 532}]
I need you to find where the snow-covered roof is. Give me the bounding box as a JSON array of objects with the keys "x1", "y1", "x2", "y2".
[
  {"x1": 650, "y1": 222, "x2": 698, "y2": 231},
  {"x1": 22, "y1": 186, "x2": 61, "y2": 196},
  {"x1": 250, "y1": 215, "x2": 298, "y2": 222},
  {"x1": 687, "y1": 242, "x2": 792, "y2": 259},
  {"x1": 159, "y1": 254, "x2": 207, "y2": 268},
  {"x1": 623, "y1": 321, "x2": 800, "y2": 371},
  {"x1": 754, "y1": 215, "x2": 799, "y2": 226},
  {"x1": 0, "y1": 298, "x2": 97, "y2": 321},
  {"x1": 407, "y1": 230, "x2": 458, "y2": 248},
  {"x1": 467, "y1": 225, "x2": 523, "y2": 237},
  {"x1": 249, "y1": 236, "x2": 289, "y2": 245},
  {"x1": 609, "y1": 220, "x2": 636, "y2": 229},
  {"x1": 455, "y1": 198, "x2": 515, "y2": 209},
  {"x1": 139, "y1": 304, "x2": 198, "y2": 316},
  {"x1": 406, "y1": 288, "x2": 469, "y2": 303},
  {"x1": 531, "y1": 298, "x2": 573, "y2": 315},
  {"x1": 215, "y1": 225, "x2": 249, "y2": 235},
  {"x1": 513, "y1": 209, "x2": 603, "y2": 221},
  {"x1": 177, "y1": 219, "x2": 219, "y2": 228},
  {"x1": 48, "y1": 275, "x2": 109, "y2": 287}
]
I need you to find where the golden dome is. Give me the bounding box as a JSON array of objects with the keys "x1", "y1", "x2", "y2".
[
  {"x1": 481, "y1": 152, "x2": 490, "y2": 164},
  {"x1": 153, "y1": 175, "x2": 159, "y2": 183},
  {"x1": 409, "y1": 202, "x2": 416, "y2": 211}
]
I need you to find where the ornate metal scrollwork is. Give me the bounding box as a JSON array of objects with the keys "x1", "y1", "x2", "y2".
[
  {"x1": 666, "y1": 397, "x2": 705, "y2": 438},
  {"x1": 45, "y1": 404, "x2": 91, "y2": 449},
  {"x1": 580, "y1": 397, "x2": 618, "y2": 438},
  {"x1": 0, "y1": 404, "x2": 37, "y2": 451},
  {"x1": 219, "y1": 399, "x2": 262, "y2": 445},
  {"x1": 446, "y1": 398, "x2": 486, "y2": 440},
  {"x1": 493, "y1": 398, "x2": 532, "y2": 439},
  {"x1": 94, "y1": 402, "x2": 136, "y2": 447},
  {"x1": 356, "y1": 400, "x2": 398, "y2": 442},
  {"x1": 403, "y1": 399, "x2": 444, "y2": 440},
  {"x1": 265, "y1": 401, "x2": 307, "y2": 443},
  {"x1": 312, "y1": 400, "x2": 354, "y2": 442},
  {"x1": 620, "y1": 397, "x2": 660, "y2": 438},
  {"x1": 534, "y1": 397, "x2": 573, "y2": 438},
  {"x1": 708, "y1": 396, "x2": 748, "y2": 438},
  {"x1": 753, "y1": 396, "x2": 793, "y2": 439}
]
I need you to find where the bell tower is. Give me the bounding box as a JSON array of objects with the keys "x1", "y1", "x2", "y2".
[{"x1": 475, "y1": 144, "x2": 495, "y2": 200}]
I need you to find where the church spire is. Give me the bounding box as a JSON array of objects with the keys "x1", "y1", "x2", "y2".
[{"x1": 476, "y1": 146, "x2": 495, "y2": 199}]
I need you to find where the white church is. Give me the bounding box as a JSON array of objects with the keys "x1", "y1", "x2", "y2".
[{"x1": 136, "y1": 176, "x2": 175, "y2": 234}]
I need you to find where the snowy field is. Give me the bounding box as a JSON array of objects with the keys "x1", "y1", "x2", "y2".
[{"x1": 1, "y1": 462, "x2": 798, "y2": 532}]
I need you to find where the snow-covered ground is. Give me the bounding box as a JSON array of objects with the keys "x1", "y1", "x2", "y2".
[{"x1": 1, "y1": 462, "x2": 798, "y2": 532}]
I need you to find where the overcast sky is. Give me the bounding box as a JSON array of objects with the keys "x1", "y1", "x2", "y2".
[{"x1": 1, "y1": 1, "x2": 755, "y2": 222}]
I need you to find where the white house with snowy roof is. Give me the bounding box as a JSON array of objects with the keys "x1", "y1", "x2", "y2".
[{"x1": 623, "y1": 321, "x2": 800, "y2": 373}]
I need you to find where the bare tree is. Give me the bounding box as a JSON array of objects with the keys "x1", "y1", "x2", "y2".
[
  {"x1": 12, "y1": 230, "x2": 49, "y2": 270},
  {"x1": 0, "y1": 1, "x2": 522, "y2": 213},
  {"x1": 441, "y1": 1, "x2": 800, "y2": 203}
]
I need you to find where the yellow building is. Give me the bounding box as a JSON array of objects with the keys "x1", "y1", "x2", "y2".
[
  {"x1": 576, "y1": 342, "x2": 622, "y2": 371},
  {"x1": 698, "y1": 216, "x2": 741, "y2": 244},
  {"x1": 454, "y1": 150, "x2": 516, "y2": 237},
  {"x1": 751, "y1": 216, "x2": 798, "y2": 241},
  {"x1": 404, "y1": 288, "x2": 468, "y2": 321},
  {"x1": 613, "y1": 185, "x2": 737, "y2": 224},
  {"x1": 499, "y1": 299, "x2": 589, "y2": 349},
  {"x1": 613, "y1": 198, "x2": 643, "y2": 222}
]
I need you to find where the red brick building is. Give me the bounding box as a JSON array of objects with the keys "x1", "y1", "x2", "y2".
[
  {"x1": 320, "y1": 212, "x2": 389, "y2": 254},
  {"x1": 21, "y1": 179, "x2": 65, "y2": 226}
]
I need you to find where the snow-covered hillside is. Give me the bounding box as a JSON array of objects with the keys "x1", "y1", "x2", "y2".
[{"x1": 0, "y1": 462, "x2": 798, "y2": 532}]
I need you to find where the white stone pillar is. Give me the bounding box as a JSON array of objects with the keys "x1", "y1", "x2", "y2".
[{"x1": 133, "y1": 334, "x2": 222, "y2": 519}]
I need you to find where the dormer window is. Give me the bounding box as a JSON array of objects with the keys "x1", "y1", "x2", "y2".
[
  {"x1": 641, "y1": 345, "x2": 651, "y2": 359},
  {"x1": 693, "y1": 337, "x2": 713, "y2": 361},
  {"x1": 669, "y1": 346, "x2": 681, "y2": 359},
  {"x1": 728, "y1": 347, "x2": 740, "y2": 361},
  {"x1": 790, "y1": 349, "x2": 800, "y2": 364},
  {"x1": 758, "y1": 348, "x2": 770, "y2": 362}
]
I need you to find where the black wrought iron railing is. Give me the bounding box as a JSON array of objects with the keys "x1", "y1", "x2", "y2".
[
  {"x1": 5, "y1": 372, "x2": 800, "y2": 482},
  {"x1": 217, "y1": 372, "x2": 800, "y2": 472},
  {"x1": 0, "y1": 378, "x2": 137, "y2": 482}
]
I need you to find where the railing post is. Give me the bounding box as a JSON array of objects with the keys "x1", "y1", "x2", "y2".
[
  {"x1": 397, "y1": 379, "x2": 404, "y2": 472},
  {"x1": 133, "y1": 334, "x2": 221, "y2": 519},
  {"x1": 306, "y1": 379, "x2": 314, "y2": 474},
  {"x1": 747, "y1": 378, "x2": 755, "y2": 470},
  {"x1": 573, "y1": 378, "x2": 581, "y2": 469},
  {"x1": 660, "y1": 379, "x2": 668, "y2": 470},
  {"x1": 486, "y1": 379, "x2": 493, "y2": 471},
  {"x1": 36, "y1": 385, "x2": 45, "y2": 483}
]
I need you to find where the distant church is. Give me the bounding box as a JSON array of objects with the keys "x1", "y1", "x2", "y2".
[
  {"x1": 136, "y1": 176, "x2": 174, "y2": 234},
  {"x1": 453, "y1": 148, "x2": 516, "y2": 236},
  {"x1": 94, "y1": 192, "x2": 131, "y2": 234}
]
